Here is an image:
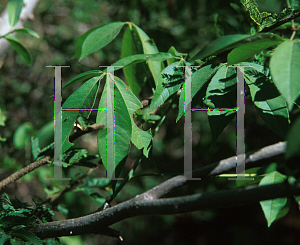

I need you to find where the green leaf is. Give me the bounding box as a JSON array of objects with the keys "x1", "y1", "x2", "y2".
[
  {"x1": 132, "y1": 24, "x2": 164, "y2": 86},
  {"x1": 37, "y1": 121, "x2": 54, "y2": 149},
  {"x1": 270, "y1": 39, "x2": 300, "y2": 111},
  {"x1": 4, "y1": 35, "x2": 32, "y2": 66},
  {"x1": 131, "y1": 124, "x2": 152, "y2": 158},
  {"x1": 121, "y1": 26, "x2": 146, "y2": 95},
  {"x1": 12, "y1": 28, "x2": 40, "y2": 38},
  {"x1": 259, "y1": 171, "x2": 287, "y2": 227},
  {"x1": 190, "y1": 34, "x2": 250, "y2": 61},
  {"x1": 235, "y1": 167, "x2": 263, "y2": 187},
  {"x1": 7, "y1": 0, "x2": 23, "y2": 27},
  {"x1": 227, "y1": 34, "x2": 283, "y2": 65},
  {"x1": 167, "y1": 46, "x2": 182, "y2": 65},
  {"x1": 31, "y1": 137, "x2": 40, "y2": 160},
  {"x1": 72, "y1": 22, "x2": 125, "y2": 61},
  {"x1": 0, "y1": 108, "x2": 7, "y2": 142},
  {"x1": 176, "y1": 64, "x2": 221, "y2": 122},
  {"x1": 285, "y1": 116, "x2": 300, "y2": 159},
  {"x1": 62, "y1": 75, "x2": 103, "y2": 153},
  {"x1": 206, "y1": 66, "x2": 237, "y2": 143},
  {"x1": 244, "y1": 64, "x2": 289, "y2": 139},
  {"x1": 150, "y1": 62, "x2": 183, "y2": 112},
  {"x1": 62, "y1": 70, "x2": 103, "y2": 91},
  {"x1": 13, "y1": 122, "x2": 33, "y2": 149},
  {"x1": 96, "y1": 75, "x2": 142, "y2": 175}
]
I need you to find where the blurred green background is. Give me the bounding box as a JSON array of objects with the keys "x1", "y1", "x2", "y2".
[{"x1": 1, "y1": 0, "x2": 300, "y2": 244}]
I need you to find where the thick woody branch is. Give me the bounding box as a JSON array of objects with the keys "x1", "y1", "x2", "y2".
[
  {"x1": 25, "y1": 179, "x2": 300, "y2": 239},
  {"x1": 23, "y1": 141, "x2": 289, "y2": 239},
  {"x1": 143, "y1": 141, "x2": 286, "y2": 199}
]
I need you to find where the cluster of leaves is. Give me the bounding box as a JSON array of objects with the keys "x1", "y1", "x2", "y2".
[
  {"x1": 2, "y1": 0, "x2": 300, "y2": 238},
  {"x1": 0, "y1": 193, "x2": 54, "y2": 245},
  {"x1": 50, "y1": 0, "x2": 300, "y2": 227}
]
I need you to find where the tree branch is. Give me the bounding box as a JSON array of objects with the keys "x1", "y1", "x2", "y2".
[
  {"x1": 25, "y1": 179, "x2": 300, "y2": 239},
  {"x1": 0, "y1": 123, "x2": 104, "y2": 191},
  {"x1": 0, "y1": 0, "x2": 41, "y2": 59},
  {"x1": 22, "y1": 141, "x2": 289, "y2": 239},
  {"x1": 260, "y1": 11, "x2": 300, "y2": 33}
]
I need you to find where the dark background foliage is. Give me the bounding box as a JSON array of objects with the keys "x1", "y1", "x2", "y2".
[{"x1": 1, "y1": 0, "x2": 300, "y2": 244}]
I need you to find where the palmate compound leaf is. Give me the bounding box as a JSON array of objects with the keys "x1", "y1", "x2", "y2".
[
  {"x1": 270, "y1": 39, "x2": 300, "y2": 111},
  {"x1": 96, "y1": 75, "x2": 151, "y2": 176},
  {"x1": 62, "y1": 75, "x2": 104, "y2": 154},
  {"x1": 259, "y1": 171, "x2": 288, "y2": 227}
]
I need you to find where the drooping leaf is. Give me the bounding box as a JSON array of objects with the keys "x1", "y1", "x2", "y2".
[
  {"x1": 259, "y1": 171, "x2": 287, "y2": 227},
  {"x1": 7, "y1": 0, "x2": 23, "y2": 27},
  {"x1": 96, "y1": 75, "x2": 142, "y2": 176},
  {"x1": 121, "y1": 25, "x2": 146, "y2": 95},
  {"x1": 131, "y1": 124, "x2": 152, "y2": 158},
  {"x1": 4, "y1": 35, "x2": 32, "y2": 66},
  {"x1": 132, "y1": 24, "x2": 164, "y2": 86},
  {"x1": 270, "y1": 39, "x2": 300, "y2": 111},
  {"x1": 243, "y1": 64, "x2": 289, "y2": 139}
]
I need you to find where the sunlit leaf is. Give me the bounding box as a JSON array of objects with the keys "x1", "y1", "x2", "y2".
[
  {"x1": 259, "y1": 171, "x2": 287, "y2": 227},
  {"x1": 270, "y1": 40, "x2": 300, "y2": 111}
]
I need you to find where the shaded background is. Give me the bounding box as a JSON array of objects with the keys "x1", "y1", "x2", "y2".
[{"x1": 1, "y1": 0, "x2": 300, "y2": 244}]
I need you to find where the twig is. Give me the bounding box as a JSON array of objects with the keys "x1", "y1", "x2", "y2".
[
  {"x1": 0, "y1": 123, "x2": 105, "y2": 191},
  {"x1": 260, "y1": 11, "x2": 300, "y2": 33}
]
